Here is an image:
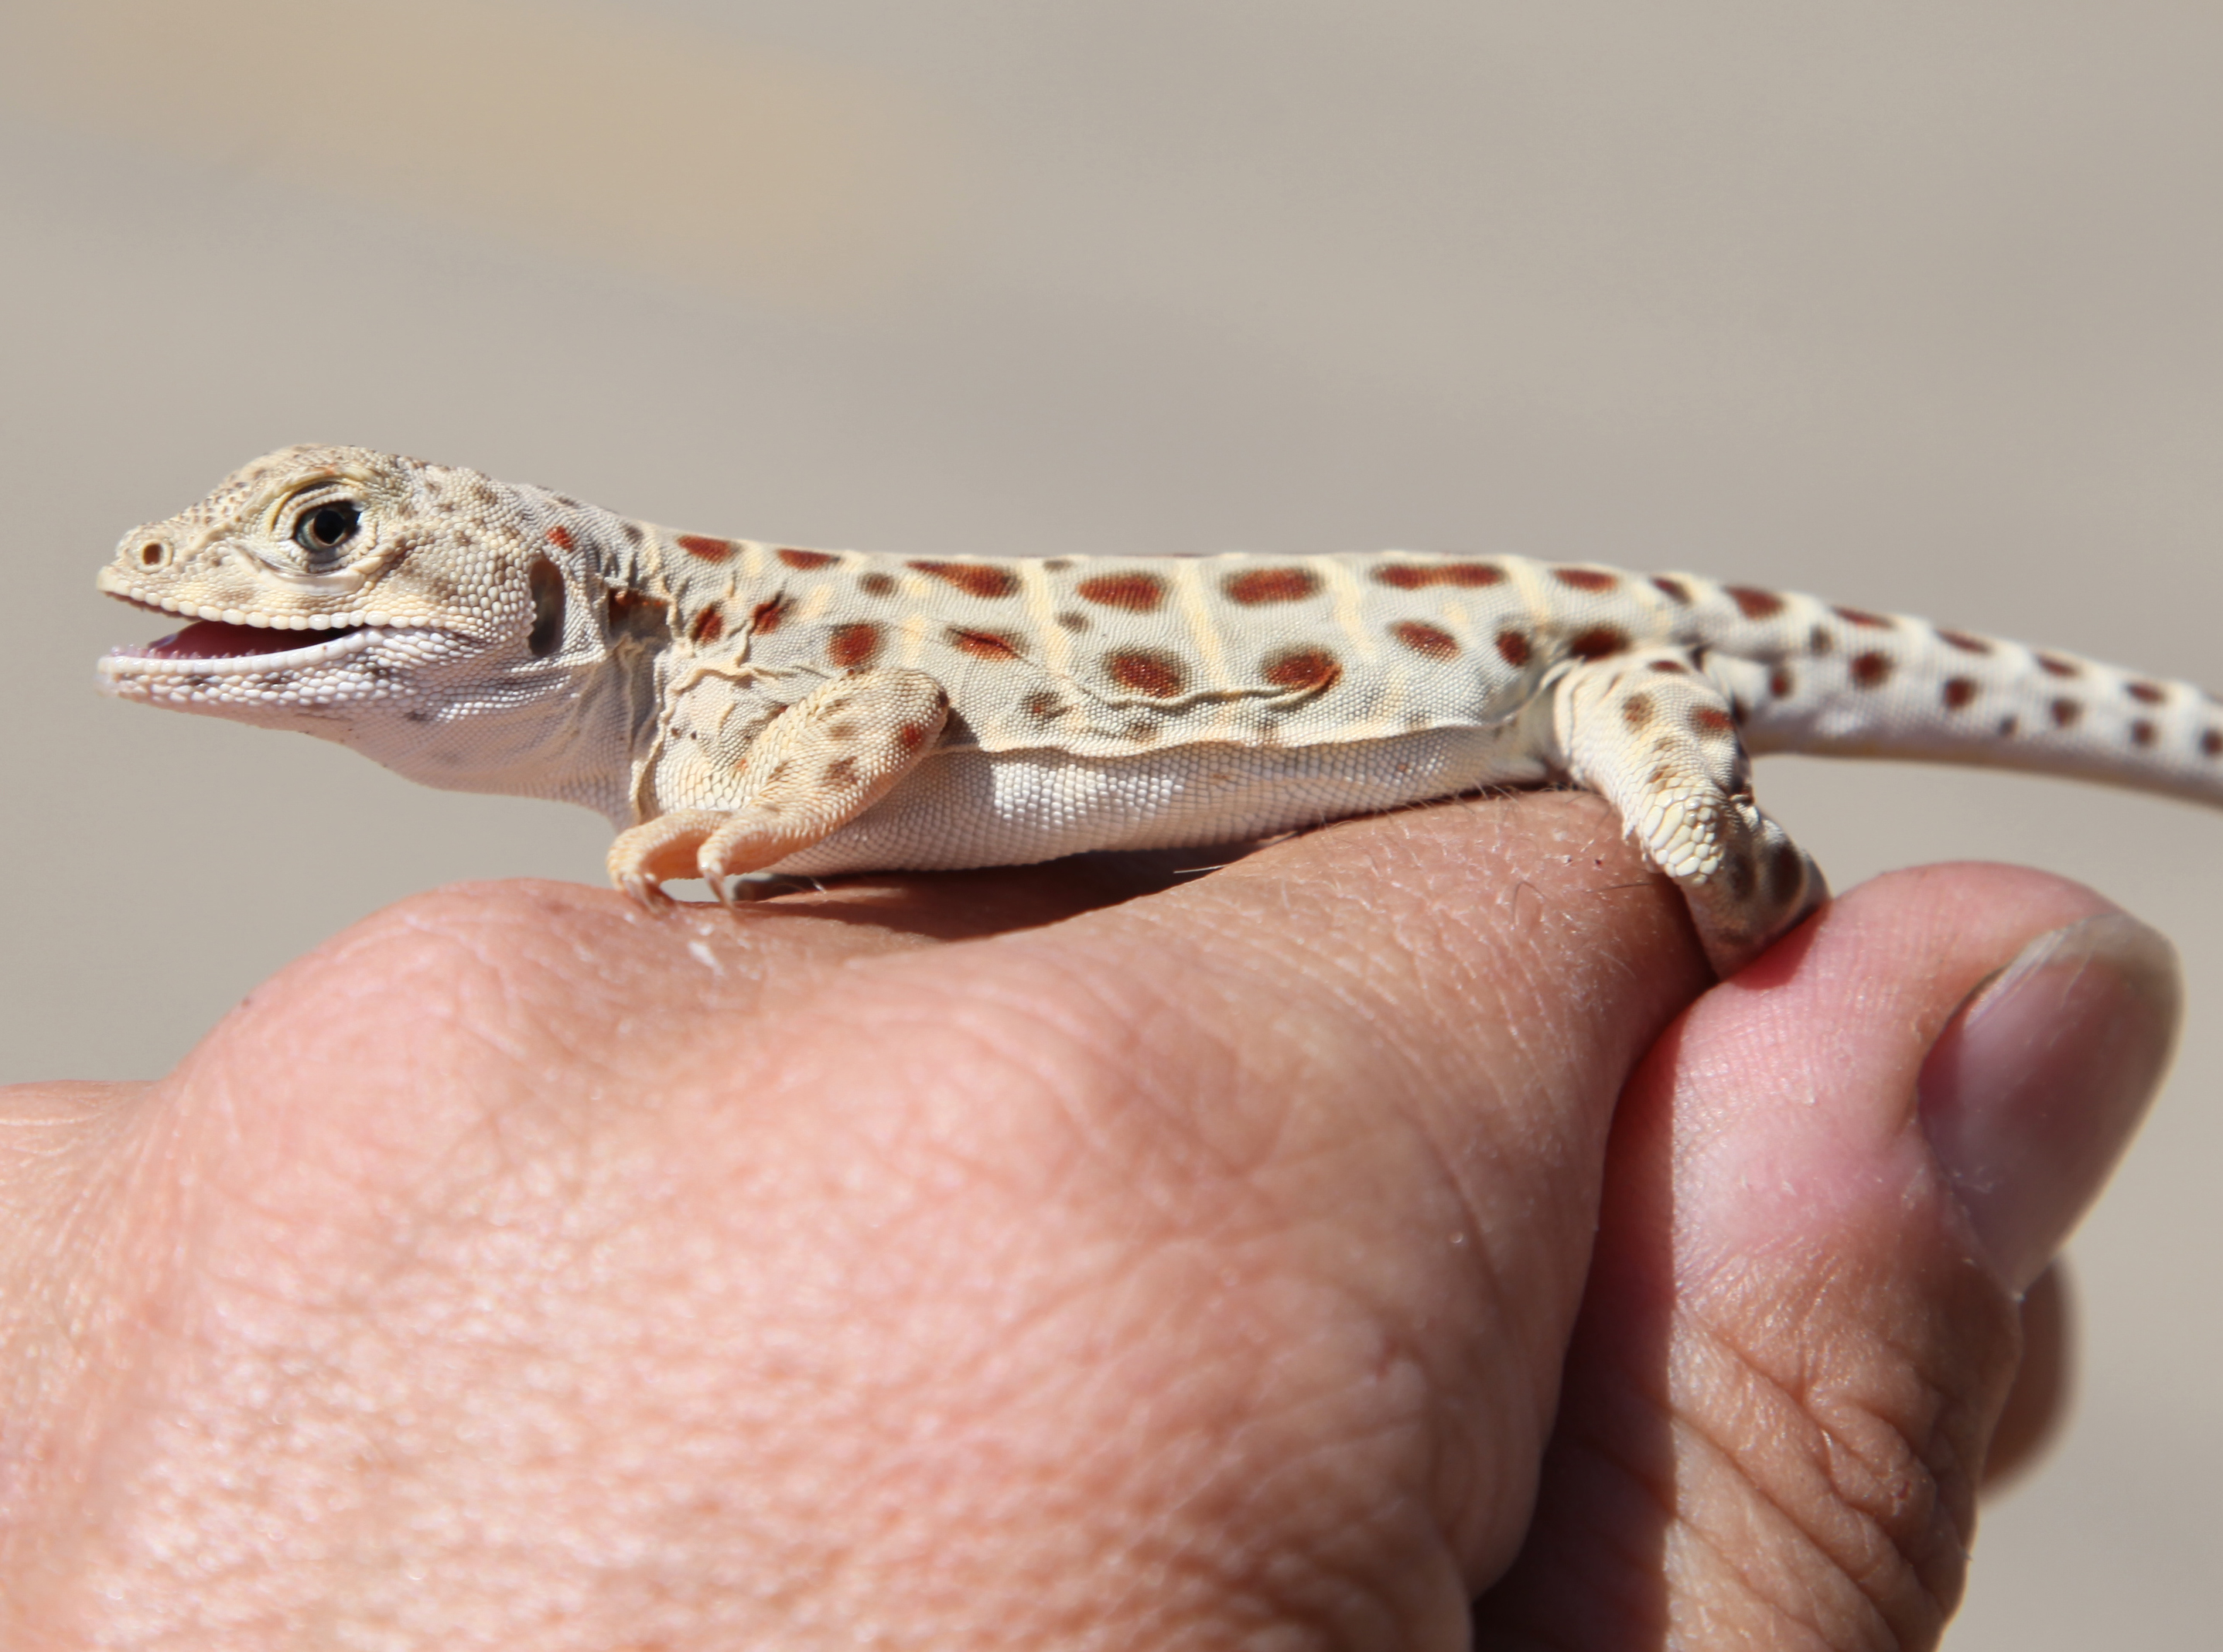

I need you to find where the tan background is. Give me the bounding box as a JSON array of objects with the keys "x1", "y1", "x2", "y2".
[{"x1": 2, "y1": 1, "x2": 2216, "y2": 1638}]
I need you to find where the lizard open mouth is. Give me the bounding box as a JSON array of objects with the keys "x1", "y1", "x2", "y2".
[{"x1": 111, "y1": 620, "x2": 368, "y2": 661}]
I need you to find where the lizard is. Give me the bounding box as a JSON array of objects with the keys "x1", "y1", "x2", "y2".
[{"x1": 93, "y1": 444, "x2": 2223, "y2": 974}]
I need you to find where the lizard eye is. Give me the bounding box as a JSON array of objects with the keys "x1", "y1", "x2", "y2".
[{"x1": 295, "y1": 501, "x2": 361, "y2": 559}]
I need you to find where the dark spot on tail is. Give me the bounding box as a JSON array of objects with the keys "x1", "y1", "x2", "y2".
[
  {"x1": 2131, "y1": 718, "x2": 2158, "y2": 748},
  {"x1": 2036, "y1": 652, "x2": 2080, "y2": 678},
  {"x1": 1937, "y1": 628, "x2": 1991, "y2": 655},
  {"x1": 1832, "y1": 606, "x2": 1893, "y2": 630},
  {"x1": 1651, "y1": 576, "x2": 1692, "y2": 604},
  {"x1": 1495, "y1": 630, "x2": 1532, "y2": 667},
  {"x1": 1726, "y1": 586, "x2": 1785, "y2": 620},
  {"x1": 778, "y1": 548, "x2": 838, "y2": 571},
  {"x1": 1942, "y1": 677, "x2": 1977, "y2": 709},
  {"x1": 2051, "y1": 698, "x2": 2081, "y2": 729},
  {"x1": 2126, "y1": 680, "x2": 2166, "y2": 705},
  {"x1": 1554, "y1": 567, "x2": 1618, "y2": 592},
  {"x1": 1849, "y1": 651, "x2": 1893, "y2": 688},
  {"x1": 858, "y1": 572, "x2": 896, "y2": 598}
]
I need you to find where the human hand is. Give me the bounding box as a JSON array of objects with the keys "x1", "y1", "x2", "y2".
[{"x1": 0, "y1": 792, "x2": 2173, "y2": 1647}]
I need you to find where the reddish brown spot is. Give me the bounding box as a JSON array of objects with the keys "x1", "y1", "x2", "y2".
[
  {"x1": 1225, "y1": 567, "x2": 1323, "y2": 604},
  {"x1": 1648, "y1": 658, "x2": 1689, "y2": 674},
  {"x1": 546, "y1": 524, "x2": 574, "y2": 551},
  {"x1": 859, "y1": 572, "x2": 896, "y2": 598},
  {"x1": 689, "y1": 607, "x2": 725, "y2": 644},
  {"x1": 1651, "y1": 576, "x2": 1692, "y2": 604},
  {"x1": 1075, "y1": 571, "x2": 1169, "y2": 612},
  {"x1": 1554, "y1": 567, "x2": 1619, "y2": 593},
  {"x1": 1388, "y1": 621, "x2": 1459, "y2": 661},
  {"x1": 749, "y1": 597, "x2": 787, "y2": 635},
  {"x1": 1023, "y1": 690, "x2": 1066, "y2": 721},
  {"x1": 2203, "y1": 729, "x2": 2223, "y2": 758},
  {"x1": 826, "y1": 622, "x2": 883, "y2": 671},
  {"x1": 948, "y1": 626, "x2": 1023, "y2": 661},
  {"x1": 909, "y1": 560, "x2": 1019, "y2": 599},
  {"x1": 1495, "y1": 630, "x2": 1532, "y2": 667},
  {"x1": 1942, "y1": 677, "x2": 1978, "y2": 710},
  {"x1": 1566, "y1": 626, "x2": 1630, "y2": 660},
  {"x1": 778, "y1": 548, "x2": 838, "y2": 571},
  {"x1": 2036, "y1": 652, "x2": 2080, "y2": 678},
  {"x1": 1622, "y1": 692, "x2": 1654, "y2": 729},
  {"x1": 1692, "y1": 705, "x2": 1735, "y2": 736},
  {"x1": 1105, "y1": 647, "x2": 1187, "y2": 698},
  {"x1": 2126, "y1": 680, "x2": 2166, "y2": 705},
  {"x1": 824, "y1": 756, "x2": 861, "y2": 788},
  {"x1": 1937, "y1": 628, "x2": 1991, "y2": 655},
  {"x1": 896, "y1": 720, "x2": 934, "y2": 753},
  {"x1": 1262, "y1": 646, "x2": 1342, "y2": 693},
  {"x1": 1808, "y1": 625, "x2": 1834, "y2": 654},
  {"x1": 1726, "y1": 585, "x2": 1785, "y2": 620},
  {"x1": 1832, "y1": 606, "x2": 1892, "y2": 630},
  {"x1": 1056, "y1": 612, "x2": 1089, "y2": 632},
  {"x1": 676, "y1": 533, "x2": 733, "y2": 561},
  {"x1": 1767, "y1": 666, "x2": 1794, "y2": 698},
  {"x1": 2051, "y1": 698, "x2": 2081, "y2": 729},
  {"x1": 1849, "y1": 650, "x2": 1893, "y2": 689},
  {"x1": 1371, "y1": 561, "x2": 1502, "y2": 590},
  {"x1": 2131, "y1": 718, "x2": 2158, "y2": 748}
]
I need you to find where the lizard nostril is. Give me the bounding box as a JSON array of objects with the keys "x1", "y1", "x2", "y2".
[{"x1": 138, "y1": 541, "x2": 169, "y2": 568}]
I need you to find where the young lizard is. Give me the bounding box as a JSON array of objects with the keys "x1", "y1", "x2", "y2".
[{"x1": 94, "y1": 445, "x2": 2223, "y2": 974}]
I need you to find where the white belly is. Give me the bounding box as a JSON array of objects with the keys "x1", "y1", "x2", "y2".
[{"x1": 765, "y1": 725, "x2": 1549, "y2": 875}]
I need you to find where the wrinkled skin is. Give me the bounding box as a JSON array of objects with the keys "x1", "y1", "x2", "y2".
[{"x1": 0, "y1": 794, "x2": 2170, "y2": 1649}]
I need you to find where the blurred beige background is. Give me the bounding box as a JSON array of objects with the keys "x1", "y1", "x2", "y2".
[{"x1": 2, "y1": 1, "x2": 2216, "y2": 1640}]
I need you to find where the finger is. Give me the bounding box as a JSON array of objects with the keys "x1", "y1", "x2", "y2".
[
  {"x1": 1983, "y1": 1261, "x2": 2072, "y2": 1492},
  {"x1": 1473, "y1": 864, "x2": 2177, "y2": 1649}
]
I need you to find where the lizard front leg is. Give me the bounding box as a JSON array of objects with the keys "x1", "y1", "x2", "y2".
[
  {"x1": 608, "y1": 669, "x2": 951, "y2": 905},
  {"x1": 1553, "y1": 647, "x2": 1827, "y2": 977}
]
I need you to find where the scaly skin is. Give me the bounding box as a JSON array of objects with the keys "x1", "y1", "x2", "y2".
[{"x1": 95, "y1": 445, "x2": 2223, "y2": 971}]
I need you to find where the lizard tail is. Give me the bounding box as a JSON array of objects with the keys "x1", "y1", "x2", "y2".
[{"x1": 1667, "y1": 582, "x2": 2223, "y2": 807}]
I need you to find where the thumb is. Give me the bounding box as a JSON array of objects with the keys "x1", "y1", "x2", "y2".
[{"x1": 1474, "y1": 863, "x2": 2178, "y2": 1649}]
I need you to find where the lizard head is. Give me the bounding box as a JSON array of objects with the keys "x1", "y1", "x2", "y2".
[{"x1": 96, "y1": 445, "x2": 641, "y2": 820}]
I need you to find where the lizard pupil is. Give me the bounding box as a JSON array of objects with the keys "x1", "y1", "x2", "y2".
[{"x1": 296, "y1": 502, "x2": 360, "y2": 556}]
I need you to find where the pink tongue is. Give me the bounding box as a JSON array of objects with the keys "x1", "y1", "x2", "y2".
[{"x1": 137, "y1": 620, "x2": 332, "y2": 660}]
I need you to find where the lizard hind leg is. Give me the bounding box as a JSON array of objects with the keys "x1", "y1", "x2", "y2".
[
  {"x1": 607, "y1": 668, "x2": 951, "y2": 906},
  {"x1": 1554, "y1": 648, "x2": 1827, "y2": 977}
]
